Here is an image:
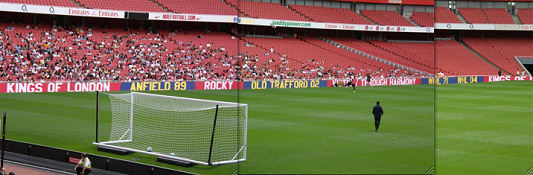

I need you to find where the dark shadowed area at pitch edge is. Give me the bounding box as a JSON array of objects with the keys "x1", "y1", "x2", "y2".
[
  {"x1": 436, "y1": 81, "x2": 533, "y2": 174},
  {"x1": 0, "y1": 84, "x2": 434, "y2": 174}
]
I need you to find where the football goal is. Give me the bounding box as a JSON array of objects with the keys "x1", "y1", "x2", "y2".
[{"x1": 93, "y1": 91, "x2": 247, "y2": 165}]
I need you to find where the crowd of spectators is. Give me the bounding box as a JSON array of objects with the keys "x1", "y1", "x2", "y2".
[{"x1": 0, "y1": 23, "x2": 419, "y2": 83}]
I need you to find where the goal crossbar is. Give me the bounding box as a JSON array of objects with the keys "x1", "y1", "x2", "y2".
[{"x1": 94, "y1": 91, "x2": 247, "y2": 165}]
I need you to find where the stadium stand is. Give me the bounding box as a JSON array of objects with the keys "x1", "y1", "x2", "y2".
[
  {"x1": 332, "y1": 38, "x2": 433, "y2": 73},
  {"x1": 410, "y1": 12, "x2": 434, "y2": 27},
  {"x1": 458, "y1": 8, "x2": 488, "y2": 24},
  {"x1": 288, "y1": 5, "x2": 372, "y2": 24},
  {"x1": 75, "y1": 0, "x2": 165, "y2": 12},
  {"x1": 482, "y1": 8, "x2": 514, "y2": 24},
  {"x1": 0, "y1": 23, "x2": 239, "y2": 82},
  {"x1": 0, "y1": 19, "x2": 425, "y2": 82},
  {"x1": 238, "y1": 1, "x2": 310, "y2": 21},
  {"x1": 360, "y1": 10, "x2": 415, "y2": 26},
  {"x1": 459, "y1": 8, "x2": 514, "y2": 24},
  {"x1": 435, "y1": 7, "x2": 462, "y2": 23},
  {"x1": 369, "y1": 41, "x2": 434, "y2": 71},
  {"x1": 462, "y1": 38, "x2": 533, "y2": 75},
  {"x1": 518, "y1": 8, "x2": 533, "y2": 24},
  {"x1": 334, "y1": 8, "x2": 374, "y2": 25},
  {"x1": 435, "y1": 40, "x2": 498, "y2": 75},
  {"x1": 242, "y1": 36, "x2": 419, "y2": 79},
  {"x1": 155, "y1": 0, "x2": 236, "y2": 15},
  {"x1": 0, "y1": 0, "x2": 77, "y2": 7}
]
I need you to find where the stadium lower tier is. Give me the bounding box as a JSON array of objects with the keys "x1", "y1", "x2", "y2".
[{"x1": 0, "y1": 22, "x2": 530, "y2": 82}]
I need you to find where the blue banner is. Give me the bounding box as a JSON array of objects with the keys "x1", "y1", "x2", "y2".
[
  {"x1": 243, "y1": 80, "x2": 327, "y2": 90},
  {"x1": 121, "y1": 81, "x2": 195, "y2": 91},
  {"x1": 422, "y1": 76, "x2": 485, "y2": 85}
]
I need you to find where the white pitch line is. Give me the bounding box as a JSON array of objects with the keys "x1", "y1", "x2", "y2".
[
  {"x1": 426, "y1": 166, "x2": 434, "y2": 174},
  {"x1": 525, "y1": 166, "x2": 533, "y2": 175}
]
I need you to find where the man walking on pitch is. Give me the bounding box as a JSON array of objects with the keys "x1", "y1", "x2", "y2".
[{"x1": 372, "y1": 101, "x2": 384, "y2": 132}]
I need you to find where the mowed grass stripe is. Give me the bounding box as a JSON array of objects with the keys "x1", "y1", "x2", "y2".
[{"x1": 436, "y1": 81, "x2": 533, "y2": 174}]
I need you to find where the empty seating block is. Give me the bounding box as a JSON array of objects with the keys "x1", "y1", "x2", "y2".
[
  {"x1": 435, "y1": 7, "x2": 462, "y2": 23},
  {"x1": 334, "y1": 8, "x2": 374, "y2": 25},
  {"x1": 482, "y1": 8, "x2": 514, "y2": 24},
  {"x1": 335, "y1": 39, "x2": 432, "y2": 73},
  {"x1": 75, "y1": 0, "x2": 165, "y2": 12},
  {"x1": 459, "y1": 8, "x2": 488, "y2": 24},
  {"x1": 360, "y1": 10, "x2": 415, "y2": 26},
  {"x1": 155, "y1": 0, "x2": 236, "y2": 15},
  {"x1": 238, "y1": 1, "x2": 309, "y2": 21},
  {"x1": 289, "y1": 5, "x2": 371, "y2": 24},
  {"x1": 0, "y1": 0, "x2": 77, "y2": 7},
  {"x1": 435, "y1": 40, "x2": 497, "y2": 76},
  {"x1": 463, "y1": 38, "x2": 533, "y2": 75},
  {"x1": 410, "y1": 12, "x2": 434, "y2": 27},
  {"x1": 460, "y1": 8, "x2": 513, "y2": 24},
  {"x1": 518, "y1": 9, "x2": 533, "y2": 24}
]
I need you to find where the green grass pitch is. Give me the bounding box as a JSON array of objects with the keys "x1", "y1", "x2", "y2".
[
  {"x1": 436, "y1": 81, "x2": 533, "y2": 174},
  {"x1": 1, "y1": 81, "x2": 529, "y2": 174},
  {"x1": 2, "y1": 84, "x2": 435, "y2": 174}
]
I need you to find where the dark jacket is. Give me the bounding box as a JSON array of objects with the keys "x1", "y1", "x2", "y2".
[{"x1": 372, "y1": 105, "x2": 384, "y2": 118}]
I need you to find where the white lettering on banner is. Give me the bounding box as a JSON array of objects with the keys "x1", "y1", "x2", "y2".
[
  {"x1": 68, "y1": 9, "x2": 119, "y2": 17},
  {"x1": 388, "y1": 0, "x2": 402, "y2": 4},
  {"x1": 0, "y1": 2, "x2": 124, "y2": 18},
  {"x1": 7, "y1": 83, "x2": 43, "y2": 93},
  {"x1": 370, "y1": 79, "x2": 388, "y2": 86},
  {"x1": 390, "y1": 78, "x2": 417, "y2": 85},
  {"x1": 47, "y1": 82, "x2": 63, "y2": 92},
  {"x1": 162, "y1": 14, "x2": 197, "y2": 21},
  {"x1": 325, "y1": 24, "x2": 356, "y2": 30},
  {"x1": 204, "y1": 81, "x2": 234, "y2": 90},
  {"x1": 488, "y1": 76, "x2": 511, "y2": 82},
  {"x1": 68, "y1": 82, "x2": 110, "y2": 92}
]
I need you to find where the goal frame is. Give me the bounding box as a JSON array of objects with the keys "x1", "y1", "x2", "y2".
[{"x1": 93, "y1": 91, "x2": 248, "y2": 166}]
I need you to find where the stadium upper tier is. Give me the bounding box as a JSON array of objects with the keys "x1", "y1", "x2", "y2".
[
  {"x1": 0, "y1": 0, "x2": 77, "y2": 7},
  {"x1": 288, "y1": 5, "x2": 372, "y2": 25},
  {"x1": 435, "y1": 7, "x2": 462, "y2": 23},
  {"x1": 410, "y1": 12, "x2": 434, "y2": 27},
  {"x1": 0, "y1": 0, "x2": 437, "y2": 26},
  {"x1": 238, "y1": 1, "x2": 310, "y2": 21},
  {"x1": 458, "y1": 8, "x2": 514, "y2": 24},
  {"x1": 360, "y1": 10, "x2": 415, "y2": 26},
  {"x1": 518, "y1": 9, "x2": 533, "y2": 24},
  {"x1": 154, "y1": 0, "x2": 237, "y2": 15},
  {"x1": 75, "y1": 0, "x2": 165, "y2": 12}
]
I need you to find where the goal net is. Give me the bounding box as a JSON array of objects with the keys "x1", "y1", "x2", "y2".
[{"x1": 93, "y1": 92, "x2": 247, "y2": 165}]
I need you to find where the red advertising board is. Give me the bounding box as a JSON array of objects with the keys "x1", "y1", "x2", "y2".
[{"x1": 194, "y1": 81, "x2": 243, "y2": 90}]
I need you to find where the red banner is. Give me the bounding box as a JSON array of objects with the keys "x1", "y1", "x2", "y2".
[
  {"x1": 331, "y1": 78, "x2": 422, "y2": 87},
  {"x1": 194, "y1": 81, "x2": 243, "y2": 90}
]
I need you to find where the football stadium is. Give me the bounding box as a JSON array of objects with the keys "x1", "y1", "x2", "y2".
[{"x1": 0, "y1": 0, "x2": 530, "y2": 174}]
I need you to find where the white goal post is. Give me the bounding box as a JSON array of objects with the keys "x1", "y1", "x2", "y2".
[{"x1": 93, "y1": 91, "x2": 247, "y2": 165}]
